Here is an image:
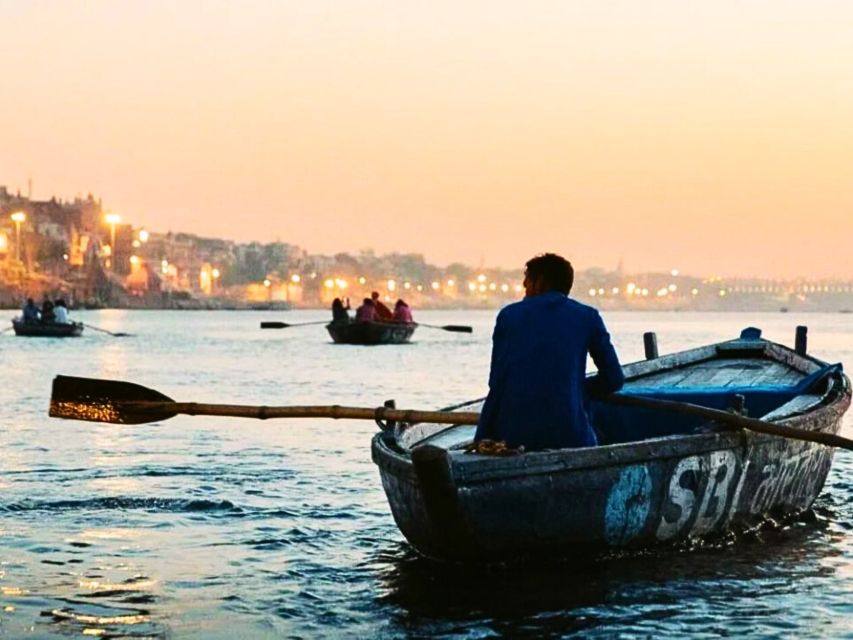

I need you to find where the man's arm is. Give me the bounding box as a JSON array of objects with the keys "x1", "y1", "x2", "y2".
[
  {"x1": 487, "y1": 309, "x2": 509, "y2": 389},
  {"x1": 476, "y1": 309, "x2": 509, "y2": 441},
  {"x1": 585, "y1": 311, "x2": 624, "y2": 398}
]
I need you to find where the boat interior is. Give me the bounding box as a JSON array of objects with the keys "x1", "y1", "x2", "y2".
[{"x1": 593, "y1": 361, "x2": 839, "y2": 445}]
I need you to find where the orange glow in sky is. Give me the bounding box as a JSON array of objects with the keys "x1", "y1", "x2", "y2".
[{"x1": 1, "y1": 2, "x2": 851, "y2": 277}]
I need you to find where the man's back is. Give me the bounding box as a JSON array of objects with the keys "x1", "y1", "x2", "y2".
[{"x1": 475, "y1": 291, "x2": 624, "y2": 450}]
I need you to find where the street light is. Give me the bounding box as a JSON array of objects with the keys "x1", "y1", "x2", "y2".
[
  {"x1": 105, "y1": 213, "x2": 121, "y2": 271},
  {"x1": 10, "y1": 211, "x2": 25, "y2": 263}
]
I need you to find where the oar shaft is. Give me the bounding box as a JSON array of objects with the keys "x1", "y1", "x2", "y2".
[
  {"x1": 83, "y1": 322, "x2": 112, "y2": 335},
  {"x1": 130, "y1": 401, "x2": 480, "y2": 425},
  {"x1": 607, "y1": 393, "x2": 853, "y2": 451},
  {"x1": 416, "y1": 323, "x2": 473, "y2": 333},
  {"x1": 260, "y1": 321, "x2": 328, "y2": 329},
  {"x1": 83, "y1": 322, "x2": 128, "y2": 337}
]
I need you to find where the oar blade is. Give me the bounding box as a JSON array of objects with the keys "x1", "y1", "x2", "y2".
[
  {"x1": 49, "y1": 375, "x2": 177, "y2": 424},
  {"x1": 260, "y1": 321, "x2": 288, "y2": 329},
  {"x1": 442, "y1": 325, "x2": 473, "y2": 333}
]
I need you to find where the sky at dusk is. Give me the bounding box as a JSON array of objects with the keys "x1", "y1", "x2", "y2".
[{"x1": 1, "y1": 1, "x2": 852, "y2": 278}]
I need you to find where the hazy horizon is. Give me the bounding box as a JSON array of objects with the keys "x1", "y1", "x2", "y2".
[{"x1": 2, "y1": 1, "x2": 851, "y2": 278}]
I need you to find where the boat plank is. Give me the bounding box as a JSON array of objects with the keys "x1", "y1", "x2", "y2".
[
  {"x1": 624, "y1": 366, "x2": 699, "y2": 388},
  {"x1": 763, "y1": 394, "x2": 823, "y2": 420},
  {"x1": 733, "y1": 364, "x2": 803, "y2": 387},
  {"x1": 671, "y1": 365, "x2": 746, "y2": 388}
]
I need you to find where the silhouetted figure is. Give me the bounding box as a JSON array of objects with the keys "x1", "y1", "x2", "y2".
[
  {"x1": 54, "y1": 299, "x2": 70, "y2": 324},
  {"x1": 22, "y1": 298, "x2": 40, "y2": 324},
  {"x1": 371, "y1": 291, "x2": 393, "y2": 321},
  {"x1": 355, "y1": 298, "x2": 377, "y2": 322},
  {"x1": 40, "y1": 297, "x2": 55, "y2": 324},
  {"x1": 392, "y1": 299, "x2": 413, "y2": 323},
  {"x1": 331, "y1": 297, "x2": 351, "y2": 324}
]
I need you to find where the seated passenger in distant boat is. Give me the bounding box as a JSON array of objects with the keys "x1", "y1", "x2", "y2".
[
  {"x1": 21, "y1": 298, "x2": 40, "y2": 324},
  {"x1": 53, "y1": 299, "x2": 71, "y2": 324},
  {"x1": 355, "y1": 298, "x2": 377, "y2": 322},
  {"x1": 371, "y1": 291, "x2": 394, "y2": 321},
  {"x1": 40, "y1": 297, "x2": 55, "y2": 323},
  {"x1": 392, "y1": 299, "x2": 413, "y2": 324},
  {"x1": 331, "y1": 297, "x2": 351, "y2": 324}
]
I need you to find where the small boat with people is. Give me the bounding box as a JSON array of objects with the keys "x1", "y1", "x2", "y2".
[
  {"x1": 372, "y1": 327, "x2": 851, "y2": 561},
  {"x1": 326, "y1": 319, "x2": 417, "y2": 345},
  {"x1": 12, "y1": 318, "x2": 84, "y2": 337},
  {"x1": 12, "y1": 297, "x2": 84, "y2": 337},
  {"x1": 327, "y1": 294, "x2": 418, "y2": 345}
]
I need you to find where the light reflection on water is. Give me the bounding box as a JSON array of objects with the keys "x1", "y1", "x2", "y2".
[{"x1": 0, "y1": 310, "x2": 852, "y2": 637}]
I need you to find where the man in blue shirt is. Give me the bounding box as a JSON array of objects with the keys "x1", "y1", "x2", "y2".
[
  {"x1": 21, "y1": 298, "x2": 40, "y2": 324},
  {"x1": 476, "y1": 253, "x2": 624, "y2": 450}
]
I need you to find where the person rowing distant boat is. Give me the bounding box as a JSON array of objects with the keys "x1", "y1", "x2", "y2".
[
  {"x1": 371, "y1": 291, "x2": 394, "y2": 321},
  {"x1": 53, "y1": 299, "x2": 72, "y2": 324},
  {"x1": 475, "y1": 252, "x2": 625, "y2": 451}
]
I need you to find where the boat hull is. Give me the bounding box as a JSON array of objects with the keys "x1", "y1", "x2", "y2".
[
  {"x1": 12, "y1": 320, "x2": 84, "y2": 337},
  {"x1": 372, "y1": 334, "x2": 851, "y2": 561},
  {"x1": 326, "y1": 321, "x2": 415, "y2": 345}
]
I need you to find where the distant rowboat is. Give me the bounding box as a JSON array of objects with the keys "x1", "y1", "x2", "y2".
[
  {"x1": 12, "y1": 319, "x2": 84, "y2": 337},
  {"x1": 372, "y1": 328, "x2": 851, "y2": 561},
  {"x1": 326, "y1": 320, "x2": 416, "y2": 345}
]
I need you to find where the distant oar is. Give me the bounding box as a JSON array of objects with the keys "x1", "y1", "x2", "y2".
[
  {"x1": 606, "y1": 393, "x2": 853, "y2": 452},
  {"x1": 48, "y1": 375, "x2": 480, "y2": 426},
  {"x1": 83, "y1": 322, "x2": 132, "y2": 337},
  {"x1": 415, "y1": 323, "x2": 473, "y2": 333},
  {"x1": 260, "y1": 320, "x2": 329, "y2": 329}
]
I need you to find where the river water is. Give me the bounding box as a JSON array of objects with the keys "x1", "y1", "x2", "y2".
[{"x1": 1, "y1": 310, "x2": 851, "y2": 638}]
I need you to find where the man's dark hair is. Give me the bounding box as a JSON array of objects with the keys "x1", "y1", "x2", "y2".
[{"x1": 525, "y1": 253, "x2": 574, "y2": 294}]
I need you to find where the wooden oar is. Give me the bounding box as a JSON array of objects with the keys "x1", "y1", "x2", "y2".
[
  {"x1": 83, "y1": 322, "x2": 132, "y2": 337},
  {"x1": 260, "y1": 321, "x2": 328, "y2": 329},
  {"x1": 415, "y1": 323, "x2": 473, "y2": 333},
  {"x1": 48, "y1": 375, "x2": 480, "y2": 426},
  {"x1": 606, "y1": 393, "x2": 853, "y2": 451},
  {"x1": 47, "y1": 375, "x2": 853, "y2": 452}
]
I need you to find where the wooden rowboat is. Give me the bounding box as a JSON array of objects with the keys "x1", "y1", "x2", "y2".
[
  {"x1": 326, "y1": 320, "x2": 416, "y2": 345},
  {"x1": 12, "y1": 319, "x2": 84, "y2": 337},
  {"x1": 372, "y1": 327, "x2": 851, "y2": 561}
]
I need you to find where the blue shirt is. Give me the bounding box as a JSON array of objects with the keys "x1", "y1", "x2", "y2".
[
  {"x1": 476, "y1": 291, "x2": 624, "y2": 450},
  {"x1": 22, "y1": 303, "x2": 40, "y2": 323}
]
